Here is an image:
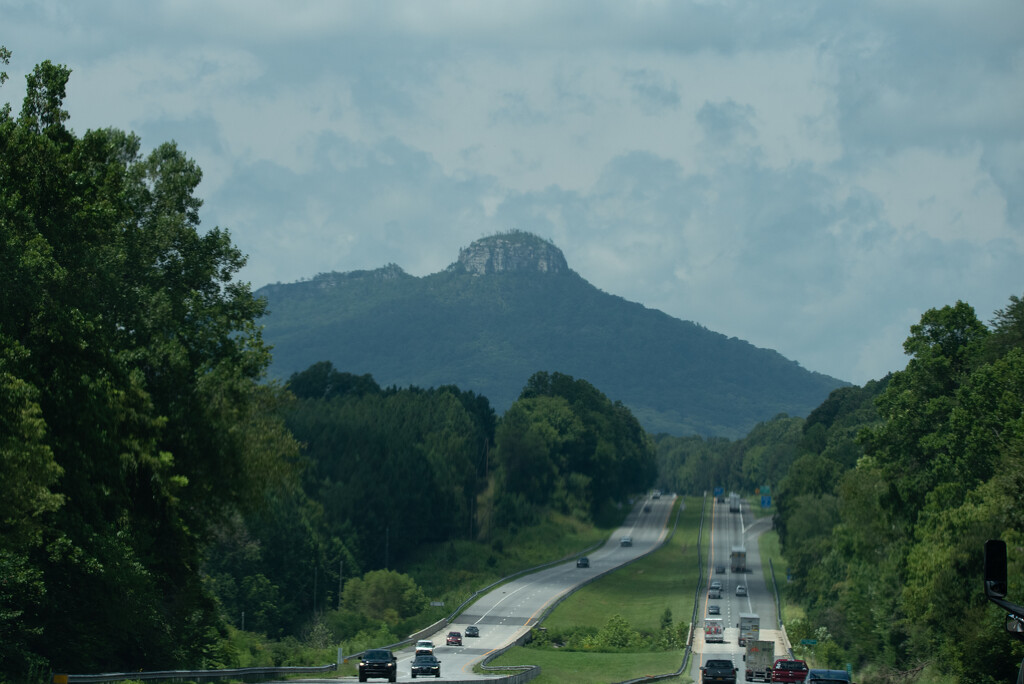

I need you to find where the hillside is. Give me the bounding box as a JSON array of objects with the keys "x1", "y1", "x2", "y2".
[{"x1": 256, "y1": 232, "x2": 847, "y2": 437}]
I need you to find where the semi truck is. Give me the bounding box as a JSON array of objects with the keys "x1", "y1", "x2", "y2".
[
  {"x1": 729, "y1": 492, "x2": 741, "y2": 512},
  {"x1": 738, "y1": 613, "x2": 760, "y2": 647},
  {"x1": 730, "y1": 546, "x2": 747, "y2": 573},
  {"x1": 744, "y1": 639, "x2": 775, "y2": 682}
]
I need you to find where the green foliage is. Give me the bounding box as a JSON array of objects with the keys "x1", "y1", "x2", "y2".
[
  {"x1": 341, "y1": 569, "x2": 427, "y2": 624},
  {"x1": 0, "y1": 52, "x2": 299, "y2": 677},
  {"x1": 491, "y1": 372, "x2": 656, "y2": 523},
  {"x1": 771, "y1": 295, "x2": 1024, "y2": 683}
]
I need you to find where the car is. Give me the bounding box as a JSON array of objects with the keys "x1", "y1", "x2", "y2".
[
  {"x1": 700, "y1": 658, "x2": 738, "y2": 684},
  {"x1": 708, "y1": 588, "x2": 722, "y2": 599},
  {"x1": 577, "y1": 556, "x2": 590, "y2": 568},
  {"x1": 464, "y1": 625, "x2": 479, "y2": 637},
  {"x1": 652, "y1": 490, "x2": 661, "y2": 499},
  {"x1": 715, "y1": 563, "x2": 726, "y2": 574},
  {"x1": 772, "y1": 659, "x2": 809, "y2": 683},
  {"x1": 806, "y1": 669, "x2": 852, "y2": 682},
  {"x1": 414, "y1": 640, "x2": 434, "y2": 655},
  {"x1": 708, "y1": 604, "x2": 721, "y2": 615},
  {"x1": 643, "y1": 504, "x2": 652, "y2": 513},
  {"x1": 410, "y1": 653, "x2": 441, "y2": 678},
  {"x1": 358, "y1": 648, "x2": 397, "y2": 683},
  {"x1": 735, "y1": 585, "x2": 747, "y2": 596},
  {"x1": 710, "y1": 580, "x2": 722, "y2": 591},
  {"x1": 620, "y1": 536, "x2": 633, "y2": 547},
  {"x1": 445, "y1": 631, "x2": 462, "y2": 646}
]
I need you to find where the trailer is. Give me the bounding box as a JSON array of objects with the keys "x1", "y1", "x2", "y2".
[
  {"x1": 738, "y1": 613, "x2": 760, "y2": 647},
  {"x1": 744, "y1": 639, "x2": 774, "y2": 682},
  {"x1": 730, "y1": 546, "x2": 747, "y2": 573}
]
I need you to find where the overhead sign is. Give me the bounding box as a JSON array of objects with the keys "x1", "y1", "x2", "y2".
[{"x1": 800, "y1": 639, "x2": 817, "y2": 646}]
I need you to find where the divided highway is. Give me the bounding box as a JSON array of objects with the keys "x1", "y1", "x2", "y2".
[
  {"x1": 335, "y1": 494, "x2": 676, "y2": 682},
  {"x1": 691, "y1": 496, "x2": 787, "y2": 681}
]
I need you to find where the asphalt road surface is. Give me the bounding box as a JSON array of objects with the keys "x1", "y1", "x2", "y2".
[{"x1": 691, "y1": 496, "x2": 787, "y2": 681}]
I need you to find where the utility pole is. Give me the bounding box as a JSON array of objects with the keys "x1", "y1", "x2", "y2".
[{"x1": 338, "y1": 559, "x2": 343, "y2": 610}]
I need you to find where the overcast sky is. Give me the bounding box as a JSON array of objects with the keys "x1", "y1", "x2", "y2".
[{"x1": 4, "y1": 1, "x2": 1022, "y2": 386}]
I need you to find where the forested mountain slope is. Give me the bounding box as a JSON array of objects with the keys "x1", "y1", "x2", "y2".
[{"x1": 257, "y1": 232, "x2": 846, "y2": 437}]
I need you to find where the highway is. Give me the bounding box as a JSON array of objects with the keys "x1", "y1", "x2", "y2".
[
  {"x1": 691, "y1": 495, "x2": 788, "y2": 680},
  {"x1": 334, "y1": 493, "x2": 676, "y2": 682}
]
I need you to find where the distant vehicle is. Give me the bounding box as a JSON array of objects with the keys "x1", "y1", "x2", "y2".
[
  {"x1": 643, "y1": 504, "x2": 652, "y2": 513},
  {"x1": 704, "y1": 617, "x2": 725, "y2": 643},
  {"x1": 700, "y1": 658, "x2": 738, "y2": 684},
  {"x1": 715, "y1": 563, "x2": 726, "y2": 574},
  {"x1": 576, "y1": 556, "x2": 590, "y2": 568},
  {"x1": 410, "y1": 653, "x2": 441, "y2": 678},
  {"x1": 708, "y1": 587, "x2": 722, "y2": 599},
  {"x1": 710, "y1": 580, "x2": 722, "y2": 591},
  {"x1": 652, "y1": 490, "x2": 661, "y2": 499},
  {"x1": 738, "y1": 613, "x2": 760, "y2": 647},
  {"x1": 708, "y1": 604, "x2": 720, "y2": 615},
  {"x1": 358, "y1": 649, "x2": 397, "y2": 683},
  {"x1": 772, "y1": 659, "x2": 809, "y2": 683},
  {"x1": 464, "y1": 625, "x2": 480, "y2": 637},
  {"x1": 744, "y1": 639, "x2": 774, "y2": 682},
  {"x1": 445, "y1": 631, "x2": 462, "y2": 646},
  {"x1": 729, "y1": 492, "x2": 741, "y2": 512},
  {"x1": 620, "y1": 536, "x2": 632, "y2": 546},
  {"x1": 731, "y1": 546, "x2": 747, "y2": 572},
  {"x1": 414, "y1": 640, "x2": 434, "y2": 655},
  {"x1": 736, "y1": 585, "x2": 747, "y2": 596},
  {"x1": 806, "y1": 669, "x2": 853, "y2": 683}
]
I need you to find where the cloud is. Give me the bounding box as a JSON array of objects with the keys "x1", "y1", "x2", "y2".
[{"x1": 2, "y1": 0, "x2": 1022, "y2": 388}]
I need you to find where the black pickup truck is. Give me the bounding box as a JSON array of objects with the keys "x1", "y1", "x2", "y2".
[
  {"x1": 700, "y1": 658, "x2": 738, "y2": 684},
  {"x1": 358, "y1": 648, "x2": 397, "y2": 682}
]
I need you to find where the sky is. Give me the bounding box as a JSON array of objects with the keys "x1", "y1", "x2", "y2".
[{"x1": 3, "y1": 1, "x2": 1022, "y2": 386}]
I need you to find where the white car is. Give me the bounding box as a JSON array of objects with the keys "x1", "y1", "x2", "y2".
[
  {"x1": 414, "y1": 640, "x2": 434, "y2": 655},
  {"x1": 736, "y1": 585, "x2": 747, "y2": 596},
  {"x1": 620, "y1": 536, "x2": 633, "y2": 547}
]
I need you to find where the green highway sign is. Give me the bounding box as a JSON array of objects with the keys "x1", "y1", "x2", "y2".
[{"x1": 800, "y1": 639, "x2": 818, "y2": 645}]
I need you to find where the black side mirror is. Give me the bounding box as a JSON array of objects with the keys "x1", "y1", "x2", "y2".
[{"x1": 986, "y1": 539, "x2": 1008, "y2": 599}]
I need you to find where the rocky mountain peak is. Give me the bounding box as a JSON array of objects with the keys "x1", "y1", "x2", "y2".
[{"x1": 450, "y1": 231, "x2": 569, "y2": 275}]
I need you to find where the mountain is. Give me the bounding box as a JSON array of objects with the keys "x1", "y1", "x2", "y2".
[{"x1": 256, "y1": 231, "x2": 848, "y2": 437}]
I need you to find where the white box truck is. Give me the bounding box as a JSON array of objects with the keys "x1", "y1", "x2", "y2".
[{"x1": 704, "y1": 617, "x2": 725, "y2": 643}]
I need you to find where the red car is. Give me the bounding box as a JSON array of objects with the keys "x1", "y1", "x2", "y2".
[
  {"x1": 446, "y1": 631, "x2": 462, "y2": 646},
  {"x1": 772, "y1": 659, "x2": 809, "y2": 682}
]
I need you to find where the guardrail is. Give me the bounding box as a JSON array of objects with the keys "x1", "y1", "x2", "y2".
[{"x1": 54, "y1": 663, "x2": 336, "y2": 683}]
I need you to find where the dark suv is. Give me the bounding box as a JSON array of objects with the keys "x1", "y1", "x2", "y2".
[
  {"x1": 358, "y1": 648, "x2": 397, "y2": 682},
  {"x1": 700, "y1": 658, "x2": 738, "y2": 683}
]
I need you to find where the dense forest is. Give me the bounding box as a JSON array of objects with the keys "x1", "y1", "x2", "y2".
[{"x1": 2, "y1": 50, "x2": 1022, "y2": 684}]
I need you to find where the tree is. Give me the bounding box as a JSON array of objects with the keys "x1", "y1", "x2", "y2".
[{"x1": 0, "y1": 53, "x2": 298, "y2": 676}]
